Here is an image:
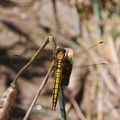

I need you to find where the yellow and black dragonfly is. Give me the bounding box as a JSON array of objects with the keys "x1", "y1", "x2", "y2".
[
  {"x1": 46, "y1": 38, "x2": 105, "y2": 111},
  {"x1": 50, "y1": 47, "x2": 73, "y2": 110}
]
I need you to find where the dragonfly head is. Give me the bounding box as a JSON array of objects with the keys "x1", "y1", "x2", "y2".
[
  {"x1": 55, "y1": 47, "x2": 74, "y2": 63},
  {"x1": 56, "y1": 47, "x2": 66, "y2": 54},
  {"x1": 56, "y1": 47, "x2": 66, "y2": 59}
]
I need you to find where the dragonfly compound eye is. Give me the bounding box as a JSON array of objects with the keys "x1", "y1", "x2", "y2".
[
  {"x1": 62, "y1": 49, "x2": 66, "y2": 54},
  {"x1": 56, "y1": 48, "x2": 66, "y2": 53}
]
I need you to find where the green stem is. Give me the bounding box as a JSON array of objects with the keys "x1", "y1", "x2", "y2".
[{"x1": 59, "y1": 87, "x2": 67, "y2": 120}]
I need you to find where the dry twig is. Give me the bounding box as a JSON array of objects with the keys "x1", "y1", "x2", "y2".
[
  {"x1": 65, "y1": 89, "x2": 87, "y2": 120},
  {"x1": 23, "y1": 36, "x2": 56, "y2": 120},
  {"x1": 23, "y1": 64, "x2": 54, "y2": 120}
]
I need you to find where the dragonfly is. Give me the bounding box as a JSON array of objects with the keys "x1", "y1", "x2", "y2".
[
  {"x1": 51, "y1": 47, "x2": 73, "y2": 110},
  {"x1": 47, "y1": 39, "x2": 105, "y2": 111}
]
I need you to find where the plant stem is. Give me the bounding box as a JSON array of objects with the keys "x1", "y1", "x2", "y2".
[
  {"x1": 23, "y1": 64, "x2": 54, "y2": 120},
  {"x1": 59, "y1": 88, "x2": 67, "y2": 120},
  {"x1": 11, "y1": 37, "x2": 50, "y2": 86}
]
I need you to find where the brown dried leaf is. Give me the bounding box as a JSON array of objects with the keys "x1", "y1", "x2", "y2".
[{"x1": 0, "y1": 85, "x2": 17, "y2": 120}]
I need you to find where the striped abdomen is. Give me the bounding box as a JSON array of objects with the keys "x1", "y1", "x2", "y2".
[{"x1": 52, "y1": 49, "x2": 65, "y2": 110}]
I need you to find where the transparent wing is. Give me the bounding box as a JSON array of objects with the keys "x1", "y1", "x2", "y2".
[
  {"x1": 12, "y1": 41, "x2": 106, "y2": 71},
  {"x1": 67, "y1": 41, "x2": 104, "y2": 60}
]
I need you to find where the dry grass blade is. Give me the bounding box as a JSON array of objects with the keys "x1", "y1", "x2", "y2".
[
  {"x1": 104, "y1": 97, "x2": 120, "y2": 119},
  {"x1": 52, "y1": 0, "x2": 60, "y2": 30},
  {"x1": 65, "y1": 89, "x2": 87, "y2": 120},
  {"x1": 23, "y1": 36, "x2": 56, "y2": 120},
  {"x1": 23, "y1": 61, "x2": 54, "y2": 120},
  {"x1": 12, "y1": 37, "x2": 50, "y2": 85},
  {"x1": 49, "y1": 36, "x2": 57, "y2": 55},
  {"x1": 97, "y1": 89, "x2": 104, "y2": 120},
  {"x1": 0, "y1": 85, "x2": 17, "y2": 120}
]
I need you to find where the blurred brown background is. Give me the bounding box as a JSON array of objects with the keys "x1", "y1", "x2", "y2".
[{"x1": 0, "y1": 0, "x2": 120, "y2": 120}]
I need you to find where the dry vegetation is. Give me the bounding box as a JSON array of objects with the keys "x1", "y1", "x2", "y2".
[{"x1": 0, "y1": 0, "x2": 120, "y2": 120}]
